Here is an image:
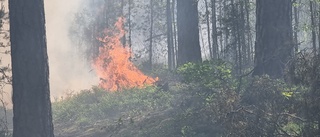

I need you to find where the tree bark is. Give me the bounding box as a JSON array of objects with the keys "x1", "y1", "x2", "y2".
[
  {"x1": 253, "y1": 0, "x2": 293, "y2": 78},
  {"x1": 293, "y1": 0, "x2": 299, "y2": 55},
  {"x1": 204, "y1": 0, "x2": 212, "y2": 59},
  {"x1": 317, "y1": 2, "x2": 320, "y2": 58},
  {"x1": 149, "y1": 0, "x2": 154, "y2": 69},
  {"x1": 9, "y1": 0, "x2": 54, "y2": 136},
  {"x1": 211, "y1": 0, "x2": 218, "y2": 59},
  {"x1": 244, "y1": 0, "x2": 253, "y2": 63},
  {"x1": 239, "y1": 1, "x2": 246, "y2": 68},
  {"x1": 121, "y1": 0, "x2": 126, "y2": 46},
  {"x1": 166, "y1": 0, "x2": 175, "y2": 70},
  {"x1": 310, "y1": 1, "x2": 317, "y2": 57},
  {"x1": 128, "y1": 0, "x2": 132, "y2": 48},
  {"x1": 172, "y1": 0, "x2": 178, "y2": 65},
  {"x1": 177, "y1": 0, "x2": 202, "y2": 66}
]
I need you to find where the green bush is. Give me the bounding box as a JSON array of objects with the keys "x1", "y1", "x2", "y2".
[
  {"x1": 175, "y1": 61, "x2": 310, "y2": 136},
  {"x1": 177, "y1": 60, "x2": 235, "y2": 90}
]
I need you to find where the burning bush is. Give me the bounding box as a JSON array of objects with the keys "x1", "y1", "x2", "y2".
[{"x1": 93, "y1": 18, "x2": 158, "y2": 91}]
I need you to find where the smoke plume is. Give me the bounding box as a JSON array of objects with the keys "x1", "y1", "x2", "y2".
[{"x1": 44, "y1": 0, "x2": 98, "y2": 99}]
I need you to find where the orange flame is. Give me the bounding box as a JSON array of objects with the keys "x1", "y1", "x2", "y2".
[{"x1": 93, "y1": 17, "x2": 158, "y2": 91}]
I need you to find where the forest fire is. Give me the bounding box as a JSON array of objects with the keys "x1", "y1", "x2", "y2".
[{"x1": 93, "y1": 17, "x2": 158, "y2": 91}]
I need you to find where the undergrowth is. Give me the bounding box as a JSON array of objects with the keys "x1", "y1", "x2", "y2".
[
  {"x1": 53, "y1": 58, "x2": 320, "y2": 137},
  {"x1": 53, "y1": 86, "x2": 173, "y2": 126}
]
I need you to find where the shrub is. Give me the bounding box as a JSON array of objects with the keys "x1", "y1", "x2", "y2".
[{"x1": 177, "y1": 60, "x2": 235, "y2": 91}]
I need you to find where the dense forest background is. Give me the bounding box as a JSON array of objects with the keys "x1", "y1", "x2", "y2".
[{"x1": 1, "y1": 0, "x2": 320, "y2": 136}]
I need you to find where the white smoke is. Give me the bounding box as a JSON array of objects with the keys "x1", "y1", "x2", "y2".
[{"x1": 44, "y1": 0, "x2": 98, "y2": 99}]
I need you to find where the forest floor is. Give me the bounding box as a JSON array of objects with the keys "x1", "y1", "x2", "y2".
[
  {"x1": 2, "y1": 61, "x2": 309, "y2": 136},
  {"x1": 52, "y1": 84, "x2": 192, "y2": 137},
  {"x1": 51, "y1": 68, "x2": 198, "y2": 137},
  {"x1": 54, "y1": 108, "x2": 177, "y2": 137},
  {"x1": 51, "y1": 69, "x2": 229, "y2": 137}
]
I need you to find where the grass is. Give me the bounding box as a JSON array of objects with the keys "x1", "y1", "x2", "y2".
[{"x1": 52, "y1": 85, "x2": 174, "y2": 127}]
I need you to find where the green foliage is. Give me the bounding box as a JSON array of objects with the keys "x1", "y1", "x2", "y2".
[
  {"x1": 173, "y1": 61, "x2": 240, "y2": 136},
  {"x1": 174, "y1": 61, "x2": 312, "y2": 136},
  {"x1": 53, "y1": 60, "x2": 320, "y2": 137},
  {"x1": 288, "y1": 52, "x2": 320, "y2": 136},
  {"x1": 282, "y1": 122, "x2": 303, "y2": 136},
  {"x1": 177, "y1": 60, "x2": 234, "y2": 90},
  {"x1": 52, "y1": 86, "x2": 173, "y2": 126},
  {"x1": 240, "y1": 76, "x2": 312, "y2": 137}
]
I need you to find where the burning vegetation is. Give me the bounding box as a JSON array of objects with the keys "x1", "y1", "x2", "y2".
[{"x1": 93, "y1": 17, "x2": 158, "y2": 91}]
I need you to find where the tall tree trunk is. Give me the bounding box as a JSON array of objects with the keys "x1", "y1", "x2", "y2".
[
  {"x1": 239, "y1": 1, "x2": 247, "y2": 67},
  {"x1": 230, "y1": 0, "x2": 240, "y2": 74},
  {"x1": 315, "y1": 2, "x2": 320, "y2": 135},
  {"x1": 172, "y1": 0, "x2": 178, "y2": 65},
  {"x1": 121, "y1": 0, "x2": 124, "y2": 16},
  {"x1": 167, "y1": 0, "x2": 175, "y2": 70},
  {"x1": 317, "y1": 3, "x2": 320, "y2": 58},
  {"x1": 310, "y1": 1, "x2": 317, "y2": 57},
  {"x1": 211, "y1": 0, "x2": 218, "y2": 59},
  {"x1": 222, "y1": 0, "x2": 228, "y2": 59},
  {"x1": 293, "y1": 0, "x2": 299, "y2": 55},
  {"x1": 236, "y1": 1, "x2": 245, "y2": 91},
  {"x1": 149, "y1": 0, "x2": 154, "y2": 69},
  {"x1": 128, "y1": 0, "x2": 132, "y2": 48},
  {"x1": 9, "y1": 0, "x2": 54, "y2": 136},
  {"x1": 199, "y1": 26, "x2": 208, "y2": 59},
  {"x1": 253, "y1": 0, "x2": 293, "y2": 78},
  {"x1": 218, "y1": 0, "x2": 224, "y2": 58},
  {"x1": 204, "y1": 0, "x2": 213, "y2": 59},
  {"x1": 177, "y1": 0, "x2": 202, "y2": 66},
  {"x1": 244, "y1": 0, "x2": 253, "y2": 64},
  {"x1": 121, "y1": 0, "x2": 126, "y2": 46}
]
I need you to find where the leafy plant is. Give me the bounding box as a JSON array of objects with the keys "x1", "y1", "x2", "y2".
[{"x1": 177, "y1": 60, "x2": 234, "y2": 90}]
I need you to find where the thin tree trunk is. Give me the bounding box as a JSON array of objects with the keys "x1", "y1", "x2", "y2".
[
  {"x1": 149, "y1": 0, "x2": 154, "y2": 69},
  {"x1": 317, "y1": 3, "x2": 320, "y2": 58},
  {"x1": 307, "y1": 1, "x2": 320, "y2": 130},
  {"x1": 237, "y1": 0, "x2": 246, "y2": 92},
  {"x1": 230, "y1": 0, "x2": 239, "y2": 74},
  {"x1": 240, "y1": 1, "x2": 247, "y2": 67},
  {"x1": 218, "y1": 1, "x2": 224, "y2": 59},
  {"x1": 293, "y1": 0, "x2": 299, "y2": 55},
  {"x1": 205, "y1": 0, "x2": 213, "y2": 59},
  {"x1": 211, "y1": 0, "x2": 218, "y2": 59},
  {"x1": 200, "y1": 25, "x2": 208, "y2": 59},
  {"x1": 316, "y1": 3, "x2": 320, "y2": 135},
  {"x1": 121, "y1": 0, "x2": 124, "y2": 16},
  {"x1": 223, "y1": 0, "x2": 228, "y2": 59},
  {"x1": 166, "y1": 0, "x2": 175, "y2": 70},
  {"x1": 310, "y1": 1, "x2": 317, "y2": 57},
  {"x1": 172, "y1": 0, "x2": 178, "y2": 66},
  {"x1": 9, "y1": 0, "x2": 54, "y2": 136},
  {"x1": 244, "y1": 0, "x2": 253, "y2": 64},
  {"x1": 128, "y1": 0, "x2": 132, "y2": 48},
  {"x1": 121, "y1": 0, "x2": 126, "y2": 46}
]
